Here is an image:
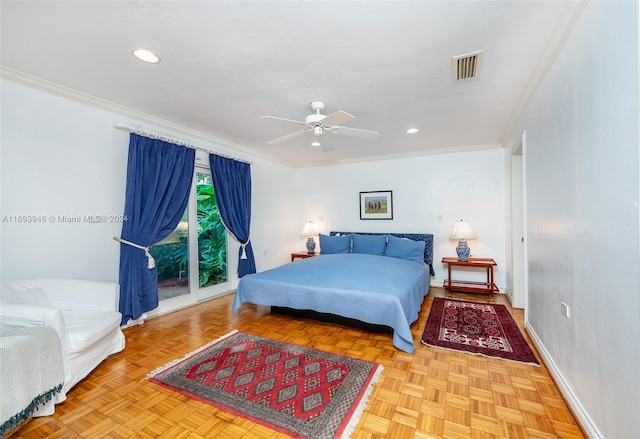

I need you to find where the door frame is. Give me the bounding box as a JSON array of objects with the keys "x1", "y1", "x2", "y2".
[
  {"x1": 509, "y1": 131, "x2": 529, "y2": 313},
  {"x1": 156, "y1": 164, "x2": 237, "y2": 316}
]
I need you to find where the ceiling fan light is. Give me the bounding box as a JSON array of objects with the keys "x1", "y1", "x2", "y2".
[
  {"x1": 406, "y1": 128, "x2": 419, "y2": 134},
  {"x1": 132, "y1": 48, "x2": 160, "y2": 63},
  {"x1": 311, "y1": 141, "x2": 321, "y2": 147},
  {"x1": 313, "y1": 126, "x2": 323, "y2": 137}
]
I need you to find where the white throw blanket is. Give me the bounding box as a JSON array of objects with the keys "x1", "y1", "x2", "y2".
[{"x1": 0, "y1": 326, "x2": 65, "y2": 436}]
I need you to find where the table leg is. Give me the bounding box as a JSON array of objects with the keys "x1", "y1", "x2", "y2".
[
  {"x1": 489, "y1": 266, "x2": 494, "y2": 300},
  {"x1": 447, "y1": 263, "x2": 452, "y2": 296}
]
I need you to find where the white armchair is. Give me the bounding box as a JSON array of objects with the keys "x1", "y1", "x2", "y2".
[{"x1": 0, "y1": 278, "x2": 125, "y2": 396}]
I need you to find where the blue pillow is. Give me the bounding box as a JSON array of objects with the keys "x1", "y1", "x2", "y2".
[
  {"x1": 319, "y1": 233, "x2": 352, "y2": 254},
  {"x1": 384, "y1": 235, "x2": 425, "y2": 263},
  {"x1": 352, "y1": 233, "x2": 387, "y2": 256}
]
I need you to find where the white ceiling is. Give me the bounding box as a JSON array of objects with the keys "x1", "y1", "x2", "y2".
[{"x1": 1, "y1": 1, "x2": 584, "y2": 167}]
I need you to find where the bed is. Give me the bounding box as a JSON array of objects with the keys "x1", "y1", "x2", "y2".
[{"x1": 232, "y1": 232, "x2": 434, "y2": 353}]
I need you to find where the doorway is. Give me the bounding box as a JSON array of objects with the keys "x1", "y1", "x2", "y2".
[
  {"x1": 509, "y1": 132, "x2": 527, "y2": 310},
  {"x1": 151, "y1": 165, "x2": 236, "y2": 317}
]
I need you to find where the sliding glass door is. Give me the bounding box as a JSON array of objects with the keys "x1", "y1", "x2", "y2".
[
  {"x1": 150, "y1": 165, "x2": 235, "y2": 314},
  {"x1": 194, "y1": 170, "x2": 228, "y2": 291}
]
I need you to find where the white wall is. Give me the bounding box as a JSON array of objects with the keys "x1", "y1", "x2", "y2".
[
  {"x1": 1, "y1": 80, "x2": 128, "y2": 281},
  {"x1": 249, "y1": 156, "x2": 298, "y2": 271},
  {"x1": 506, "y1": 1, "x2": 640, "y2": 437},
  {"x1": 294, "y1": 149, "x2": 507, "y2": 287},
  {"x1": 0, "y1": 79, "x2": 296, "y2": 281}
]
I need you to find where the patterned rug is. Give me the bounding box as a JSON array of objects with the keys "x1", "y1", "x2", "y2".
[
  {"x1": 421, "y1": 298, "x2": 539, "y2": 365},
  {"x1": 146, "y1": 330, "x2": 382, "y2": 438}
]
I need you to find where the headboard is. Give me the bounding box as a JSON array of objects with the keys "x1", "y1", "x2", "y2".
[{"x1": 329, "y1": 231, "x2": 435, "y2": 276}]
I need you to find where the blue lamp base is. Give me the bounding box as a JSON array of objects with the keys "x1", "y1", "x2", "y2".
[
  {"x1": 306, "y1": 238, "x2": 316, "y2": 254},
  {"x1": 456, "y1": 240, "x2": 471, "y2": 262}
]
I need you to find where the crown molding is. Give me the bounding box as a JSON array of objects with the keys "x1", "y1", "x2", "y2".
[
  {"x1": 0, "y1": 67, "x2": 289, "y2": 167},
  {"x1": 1, "y1": 66, "x2": 504, "y2": 169},
  {"x1": 295, "y1": 142, "x2": 503, "y2": 168},
  {"x1": 501, "y1": 0, "x2": 589, "y2": 149}
]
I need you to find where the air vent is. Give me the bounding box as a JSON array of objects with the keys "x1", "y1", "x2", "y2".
[{"x1": 453, "y1": 51, "x2": 482, "y2": 83}]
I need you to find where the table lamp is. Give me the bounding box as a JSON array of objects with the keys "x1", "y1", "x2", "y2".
[
  {"x1": 301, "y1": 220, "x2": 319, "y2": 254},
  {"x1": 450, "y1": 219, "x2": 476, "y2": 261}
]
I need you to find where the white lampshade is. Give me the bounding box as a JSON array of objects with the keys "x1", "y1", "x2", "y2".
[
  {"x1": 450, "y1": 219, "x2": 476, "y2": 241},
  {"x1": 301, "y1": 221, "x2": 319, "y2": 237}
]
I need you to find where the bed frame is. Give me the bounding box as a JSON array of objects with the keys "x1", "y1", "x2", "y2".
[{"x1": 272, "y1": 231, "x2": 434, "y2": 332}]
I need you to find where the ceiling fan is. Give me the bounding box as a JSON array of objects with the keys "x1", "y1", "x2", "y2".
[{"x1": 260, "y1": 101, "x2": 379, "y2": 151}]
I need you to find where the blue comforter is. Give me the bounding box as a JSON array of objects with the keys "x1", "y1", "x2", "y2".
[{"x1": 232, "y1": 253, "x2": 431, "y2": 353}]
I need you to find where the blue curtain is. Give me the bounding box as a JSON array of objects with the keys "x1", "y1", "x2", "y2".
[
  {"x1": 209, "y1": 154, "x2": 256, "y2": 277},
  {"x1": 118, "y1": 134, "x2": 195, "y2": 324}
]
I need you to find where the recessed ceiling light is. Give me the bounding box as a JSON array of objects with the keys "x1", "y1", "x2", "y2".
[
  {"x1": 406, "y1": 128, "x2": 419, "y2": 134},
  {"x1": 132, "y1": 48, "x2": 160, "y2": 64},
  {"x1": 311, "y1": 141, "x2": 321, "y2": 147}
]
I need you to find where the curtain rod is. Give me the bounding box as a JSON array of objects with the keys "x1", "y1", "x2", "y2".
[{"x1": 112, "y1": 122, "x2": 252, "y2": 164}]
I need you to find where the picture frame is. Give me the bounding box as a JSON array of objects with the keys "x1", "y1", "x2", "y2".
[{"x1": 359, "y1": 190, "x2": 393, "y2": 220}]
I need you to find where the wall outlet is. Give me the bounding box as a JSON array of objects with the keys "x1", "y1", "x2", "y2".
[{"x1": 561, "y1": 302, "x2": 570, "y2": 318}]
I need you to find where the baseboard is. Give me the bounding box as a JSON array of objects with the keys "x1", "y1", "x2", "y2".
[
  {"x1": 525, "y1": 322, "x2": 602, "y2": 439},
  {"x1": 504, "y1": 288, "x2": 514, "y2": 303}
]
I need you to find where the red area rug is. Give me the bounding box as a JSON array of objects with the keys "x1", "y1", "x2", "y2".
[
  {"x1": 147, "y1": 330, "x2": 382, "y2": 438},
  {"x1": 421, "y1": 298, "x2": 539, "y2": 365}
]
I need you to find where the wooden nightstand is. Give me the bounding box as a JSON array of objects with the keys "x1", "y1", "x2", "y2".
[
  {"x1": 291, "y1": 251, "x2": 318, "y2": 261},
  {"x1": 442, "y1": 257, "x2": 499, "y2": 299}
]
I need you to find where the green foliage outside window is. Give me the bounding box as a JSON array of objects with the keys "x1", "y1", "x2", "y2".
[
  {"x1": 196, "y1": 181, "x2": 227, "y2": 287},
  {"x1": 149, "y1": 174, "x2": 227, "y2": 289}
]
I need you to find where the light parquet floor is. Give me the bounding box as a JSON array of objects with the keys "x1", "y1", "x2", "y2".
[{"x1": 12, "y1": 288, "x2": 585, "y2": 439}]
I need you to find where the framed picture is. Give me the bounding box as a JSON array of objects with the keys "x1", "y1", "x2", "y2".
[{"x1": 360, "y1": 190, "x2": 393, "y2": 220}]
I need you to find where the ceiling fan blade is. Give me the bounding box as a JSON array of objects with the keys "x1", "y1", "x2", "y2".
[
  {"x1": 266, "y1": 129, "x2": 310, "y2": 144},
  {"x1": 260, "y1": 115, "x2": 306, "y2": 126},
  {"x1": 321, "y1": 110, "x2": 355, "y2": 127},
  {"x1": 332, "y1": 126, "x2": 380, "y2": 139}
]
